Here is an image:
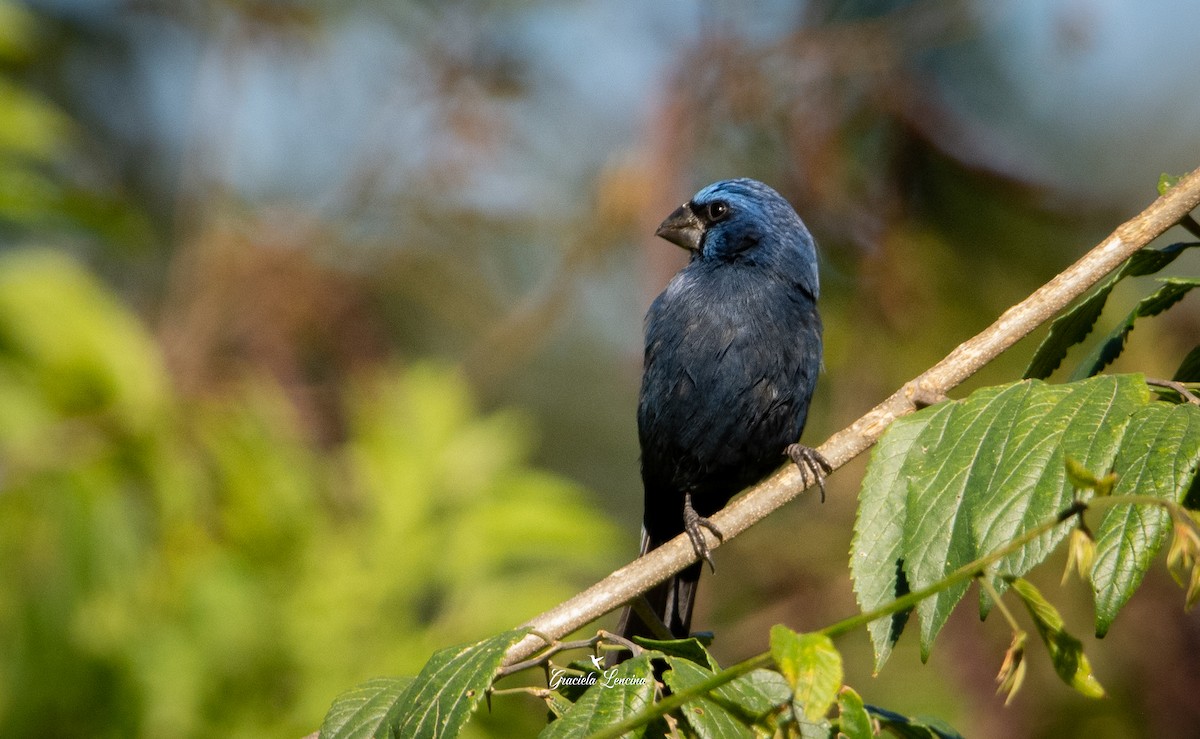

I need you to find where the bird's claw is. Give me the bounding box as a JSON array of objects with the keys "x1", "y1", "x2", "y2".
[
  {"x1": 683, "y1": 492, "x2": 723, "y2": 573},
  {"x1": 786, "y1": 443, "x2": 832, "y2": 502}
]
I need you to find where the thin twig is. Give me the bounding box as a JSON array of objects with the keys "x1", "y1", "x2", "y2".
[
  {"x1": 501, "y1": 165, "x2": 1200, "y2": 668},
  {"x1": 1147, "y1": 377, "x2": 1200, "y2": 406},
  {"x1": 495, "y1": 635, "x2": 606, "y2": 681},
  {"x1": 977, "y1": 575, "x2": 1021, "y2": 633}
]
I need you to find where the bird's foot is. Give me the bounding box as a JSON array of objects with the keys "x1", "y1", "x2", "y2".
[
  {"x1": 786, "y1": 444, "x2": 832, "y2": 502},
  {"x1": 683, "y1": 492, "x2": 723, "y2": 573}
]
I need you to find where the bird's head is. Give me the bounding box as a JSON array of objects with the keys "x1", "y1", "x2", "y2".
[{"x1": 655, "y1": 178, "x2": 818, "y2": 294}]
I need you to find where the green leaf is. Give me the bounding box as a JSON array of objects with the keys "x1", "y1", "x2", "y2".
[
  {"x1": 663, "y1": 658, "x2": 753, "y2": 739},
  {"x1": 797, "y1": 717, "x2": 834, "y2": 739},
  {"x1": 836, "y1": 687, "x2": 874, "y2": 739},
  {"x1": 769, "y1": 626, "x2": 842, "y2": 723},
  {"x1": 1173, "y1": 345, "x2": 1200, "y2": 382},
  {"x1": 854, "y1": 375, "x2": 1200, "y2": 663},
  {"x1": 899, "y1": 378, "x2": 1143, "y2": 653},
  {"x1": 713, "y1": 669, "x2": 792, "y2": 723},
  {"x1": 902, "y1": 390, "x2": 1002, "y2": 659},
  {"x1": 1071, "y1": 278, "x2": 1200, "y2": 380},
  {"x1": 852, "y1": 411, "x2": 933, "y2": 671},
  {"x1": 0, "y1": 250, "x2": 169, "y2": 429},
  {"x1": 1005, "y1": 577, "x2": 1106, "y2": 699},
  {"x1": 631, "y1": 635, "x2": 717, "y2": 670},
  {"x1": 1092, "y1": 402, "x2": 1200, "y2": 636},
  {"x1": 379, "y1": 627, "x2": 528, "y2": 739},
  {"x1": 545, "y1": 690, "x2": 575, "y2": 719},
  {"x1": 1024, "y1": 243, "x2": 1199, "y2": 379},
  {"x1": 864, "y1": 705, "x2": 965, "y2": 739},
  {"x1": 319, "y1": 677, "x2": 414, "y2": 739},
  {"x1": 540, "y1": 653, "x2": 658, "y2": 739},
  {"x1": 973, "y1": 376, "x2": 1143, "y2": 609}
]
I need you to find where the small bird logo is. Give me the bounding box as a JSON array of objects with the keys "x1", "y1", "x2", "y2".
[{"x1": 588, "y1": 654, "x2": 605, "y2": 672}]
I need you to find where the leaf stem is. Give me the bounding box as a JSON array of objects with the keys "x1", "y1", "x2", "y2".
[{"x1": 977, "y1": 576, "x2": 1021, "y2": 634}]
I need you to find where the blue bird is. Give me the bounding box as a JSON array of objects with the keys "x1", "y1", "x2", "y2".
[{"x1": 615, "y1": 178, "x2": 828, "y2": 649}]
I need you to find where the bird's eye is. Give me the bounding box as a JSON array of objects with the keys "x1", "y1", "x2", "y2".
[{"x1": 704, "y1": 201, "x2": 729, "y2": 223}]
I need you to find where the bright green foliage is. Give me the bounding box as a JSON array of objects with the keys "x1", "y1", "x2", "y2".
[
  {"x1": 1023, "y1": 243, "x2": 1199, "y2": 380},
  {"x1": 632, "y1": 635, "x2": 718, "y2": 670},
  {"x1": 526, "y1": 632, "x2": 953, "y2": 739},
  {"x1": 664, "y1": 658, "x2": 755, "y2": 739},
  {"x1": 319, "y1": 678, "x2": 415, "y2": 739},
  {"x1": 835, "y1": 687, "x2": 873, "y2": 739},
  {"x1": 357, "y1": 629, "x2": 529, "y2": 739},
  {"x1": 0, "y1": 251, "x2": 617, "y2": 737},
  {"x1": 1004, "y1": 578, "x2": 1105, "y2": 699},
  {"x1": 853, "y1": 375, "x2": 1200, "y2": 667},
  {"x1": 852, "y1": 409, "x2": 926, "y2": 671},
  {"x1": 770, "y1": 626, "x2": 843, "y2": 723},
  {"x1": 540, "y1": 654, "x2": 659, "y2": 739},
  {"x1": 1070, "y1": 278, "x2": 1200, "y2": 380},
  {"x1": 1090, "y1": 403, "x2": 1200, "y2": 635}
]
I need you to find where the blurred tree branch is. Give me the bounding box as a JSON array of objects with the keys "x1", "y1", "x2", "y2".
[{"x1": 502, "y1": 164, "x2": 1200, "y2": 667}]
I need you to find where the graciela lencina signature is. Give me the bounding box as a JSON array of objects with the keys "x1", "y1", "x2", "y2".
[{"x1": 548, "y1": 655, "x2": 651, "y2": 690}]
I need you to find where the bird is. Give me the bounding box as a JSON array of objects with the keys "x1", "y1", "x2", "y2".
[{"x1": 613, "y1": 177, "x2": 828, "y2": 654}]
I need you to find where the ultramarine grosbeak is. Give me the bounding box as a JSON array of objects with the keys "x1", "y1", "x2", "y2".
[{"x1": 615, "y1": 178, "x2": 828, "y2": 649}]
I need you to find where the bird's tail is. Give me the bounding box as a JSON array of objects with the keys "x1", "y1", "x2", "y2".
[{"x1": 609, "y1": 530, "x2": 702, "y2": 665}]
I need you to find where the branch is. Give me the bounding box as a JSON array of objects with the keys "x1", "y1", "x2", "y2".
[{"x1": 502, "y1": 166, "x2": 1200, "y2": 667}]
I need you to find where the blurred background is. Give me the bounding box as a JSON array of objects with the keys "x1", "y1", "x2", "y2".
[{"x1": 1, "y1": 0, "x2": 1198, "y2": 736}]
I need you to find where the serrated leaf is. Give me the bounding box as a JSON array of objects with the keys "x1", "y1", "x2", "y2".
[
  {"x1": 631, "y1": 635, "x2": 717, "y2": 670},
  {"x1": 1071, "y1": 278, "x2": 1200, "y2": 380},
  {"x1": 974, "y1": 376, "x2": 1144, "y2": 611},
  {"x1": 852, "y1": 411, "x2": 935, "y2": 671},
  {"x1": 379, "y1": 627, "x2": 528, "y2": 739},
  {"x1": 1173, "y1": 345, "x2": 1200, "y2": 382},
  {"x1": 657, "y1": 661, "x2": 789, "y2": 733},
  {"x1": 904, "y1": 388, "x2": 1009, "y2": 659},
  {"x1": 864, "y1": 705, "x2": 965, "y2": 739},
  {"x1": 1024, "y1": 243, "x2": 1199, "y2": 380},
  {"x1": 854, "y1": 374, "x2": 1199, "y2": 666},
  {"x1": 836, "y1": 687, "x2": 874, "y2": 739},
  {"x1": 1092, "y1": 403, "x2": 1200, "y2": 636},
  {"x1": 898, "y1": 379, "x2": 1142, "y2": 652},
  {"x1": 1006, "y1": 577, "x2": 1105, "y2": 699},
  {"x1": 540, "y1": 654, "x2": 658, "y2": 739},
  {"x1": 769, "y1": 626, "x2": 842, "y2": 722},
  {"x1": 319, "y1": 677, "x2": 414, "y2": 739},
  {"x1": 663, "y1": 658, "x2": 754, "y2": 739},
  {"x1": 714, "y1": 669, "x2": 792, "y2": 723}
]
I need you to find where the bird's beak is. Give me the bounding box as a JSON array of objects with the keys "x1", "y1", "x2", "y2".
[{"x1": 655, "y1": 203, "x2": 703, "y2": 252}]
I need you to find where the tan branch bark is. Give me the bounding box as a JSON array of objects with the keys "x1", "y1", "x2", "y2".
[{"x1": 503, "y1": 166, "x2": 1200, "y2": 667}]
